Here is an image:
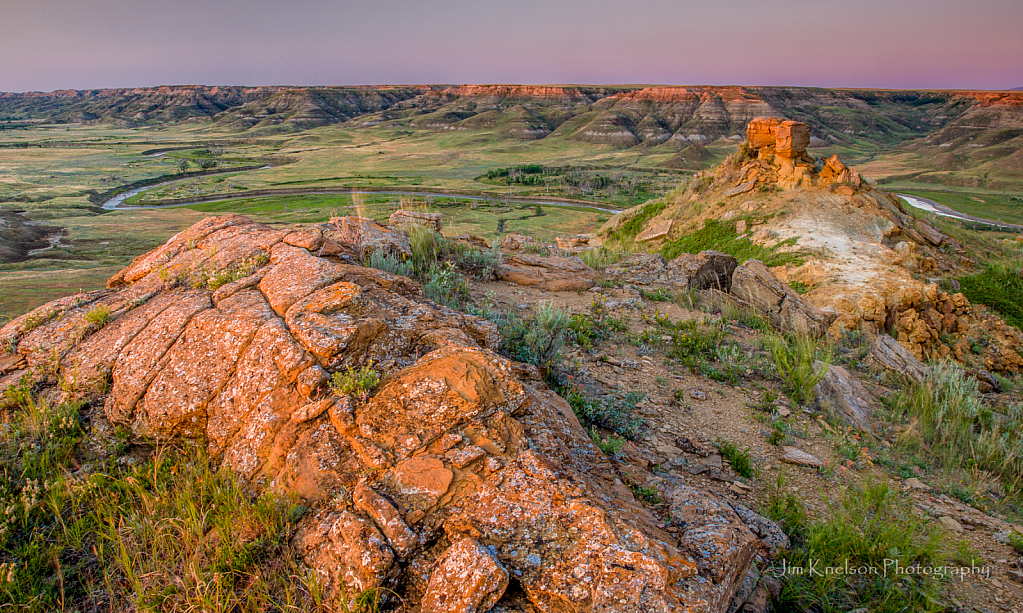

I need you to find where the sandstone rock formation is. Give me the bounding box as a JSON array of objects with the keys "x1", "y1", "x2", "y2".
[
  {"x1": 0, "y1": 214, "x2": 765, "y2": 612},
  {"x1": 498, "y1": 253, "x2": 597, "y2": 291},
  {"x1": 742, "y1": 117, "x2": 859, "y2": 192}
]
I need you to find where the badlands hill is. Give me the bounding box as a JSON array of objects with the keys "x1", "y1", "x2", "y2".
[
  {"x1": 3, "y1": 85, "x2": 1023, "y2": 188},
  {"x1": 601, "y1": 117, "x2": 1023, "y2": 376}
]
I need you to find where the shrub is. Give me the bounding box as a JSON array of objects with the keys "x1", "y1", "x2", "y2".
[
  {"x1": 568, "y1": 299, "x2": 626, "y2": 351},
  {"x1": 84, "y1": 304, "x2": 112, "y2": 328},
  {"x1": 423, "y1": 262, "x2": 471, "y2": 309},
  {"x1": 495, "y1": 302, "x2": 569, "y2": 376},
  {"x1": 455, "y1": 244, "x2": 501, "y2": 280},
  {"x1": 559, "y1": 384, "x2": 643, "y2": 439},
  {"x1": 652, "y1": 314, "x2": 724, "y2": 371},
  {"x1": 590, "y1": 427, "x2": 626, "y2": 459},
  {"x1": 330, "y1": 363, "x2": 380, "y2": 401},
  {"x1": 367, "y1": 250, "x2": 414, "y2": 278},
  {"x1": 770, "y1": 333, "x2": 830, "y2": 406},
  {"x1": 1009, "y1": 531, "x2": 1023, "y2": 554}
]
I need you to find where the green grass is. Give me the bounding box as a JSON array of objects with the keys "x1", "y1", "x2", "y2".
[
  {"x1": 661, "y1": 218, "x2": 804, "y2": 267},
  {"x1": 606, "y1": 200, "x2": 667, "y2": 243},
  {"x1": 717, "y1": 439, "x2": 758, "y2": 479},
  {"x1": 769, "y1": 333, "x2": 831, "y2": 407},
  {"x1": 886, "y1": 363, "x2": 1023, "y2": 503},
  {"x1": 766, "y1": 479, "x2": 947, "y2": 613},
  {"x1": 0, "y1": 383, "x2": 332, "y2": 612},
  {"x1": 958, "y1": 262, "x2": 1023, "y2": 329}
]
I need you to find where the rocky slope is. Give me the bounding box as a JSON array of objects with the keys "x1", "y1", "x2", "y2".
[
  {"x1": 0, "y1": 214, "x2": 786, "y2": 612},
  {"x1": 602, "y1": 118, "x2": 1023, "y2": 374}
]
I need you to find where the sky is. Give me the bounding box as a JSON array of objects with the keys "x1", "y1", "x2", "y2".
[{"x1": 1, "y1": 0, "x2": 1021, "y2": 92}]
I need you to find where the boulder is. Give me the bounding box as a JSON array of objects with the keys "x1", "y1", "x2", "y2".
[
  {"x1": 667, "y1": 250, "x2": 738, "y2": 291},
  {"x1": 915, "y1": 220, "x2": 948, "y2": 246},
  {"x1": 320, "y1": 216, "x2": 411, "y2": 260},
  {"x1": 864, "y1": 334, "x2": 927, "y2": 383},
  {"x1": 636, "y1": 219, "x2": 674, "y2": 243},
  {"x1": 746, "y1": 117, "x2": 781, "y2": 149},
  {"x1": 555, "y1": 234, "x2": 591, "y2": 250},
  {"x1": 420, "y1": 537, "x2": 509, "y2": 613},
  {"x1": 724, "y1": 181, "x2": 756, "y2": 198},
  {"x1": 730, "y1": 260, "x2": 830, "y2": 336},
  {"x1": 1, "y1": 214, "x2": 759, "y2": 612},
  {"x1": 604, "y1": 253, "x2": 669, "y2": 285},
  {"x1": 389, "y1": 210, "x2": 443, "y2": 232},
  {"x1": 498, "y1": 254, "x2": 597, "y2": 291},
  {"x1": 813, "y1": 362, "x2": 875, "y2": 430},
  {"x1": 775, "y1": 121, "x2": 810, "y2": 158},
  {"x1": 498, "y1": 234, "x2": 535, "y2": 251}
]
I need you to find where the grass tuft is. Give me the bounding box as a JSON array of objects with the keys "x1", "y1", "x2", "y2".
[
  {"x1": 766, "y1": 478, "x2": 946, "y2": 613},
  {"x1": 770, "y1": 333, "x2": 830, "y2": 406}
]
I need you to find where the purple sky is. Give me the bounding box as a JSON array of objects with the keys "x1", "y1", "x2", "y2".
[{"x1": 2, "y1": 0, "x2": 1021, "y2": 92}]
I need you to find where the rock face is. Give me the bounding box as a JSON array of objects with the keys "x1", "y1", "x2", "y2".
[
  {"x1": 774, "y1": 121, "x2": 810, "y2": 159},
  {"x1": 498, "y1": 254, "x2": 597, "y2": 291},
  {"x1": 0, "y1": 214, "x2": 760, "y2": 612},
  {"x1": 745, "y1": 117, "x2": 780, "y2": 150},
  {"x1": 730, "y1": 260, "x2": 830, "y2": 336}
]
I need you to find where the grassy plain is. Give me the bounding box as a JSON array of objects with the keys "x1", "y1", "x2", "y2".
[{"x1": 0, "y1": 121, "x2": 665, "y2": 319}]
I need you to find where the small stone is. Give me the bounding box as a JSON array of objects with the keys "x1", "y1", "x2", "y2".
[
  {"x1": 689, "y1": 390, "x2": 707, "y2": 401},
  {"x1": 675, "y1": 437, "x2": 712, "y2": 457},
  {"x1": 904, "y1": 477, "x2": 931, "y2": 491},
  {"x1": 447, "y1": 445, "x2": 486, "y2": 469},
  {"x1": 937, "y1": 516, "x2": 965, "y2": 533},
  {"x1": 776, "y1": 407, "x2": 791, "y2": 417},
  {"x1": 780, "y1": 446, "x2": 824, "y2": 468},
  {"x1": 1007, "y1": 569, "x2": 1023, "y2": 584}
]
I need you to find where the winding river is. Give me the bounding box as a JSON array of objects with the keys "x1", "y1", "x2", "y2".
[{"x1": 100, "y1": 168, "x2": 622, "y2": 215}]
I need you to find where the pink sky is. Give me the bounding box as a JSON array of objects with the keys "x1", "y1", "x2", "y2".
[{"x1": 1, "y1": 0, "x2": 1021, "y2": 92}]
